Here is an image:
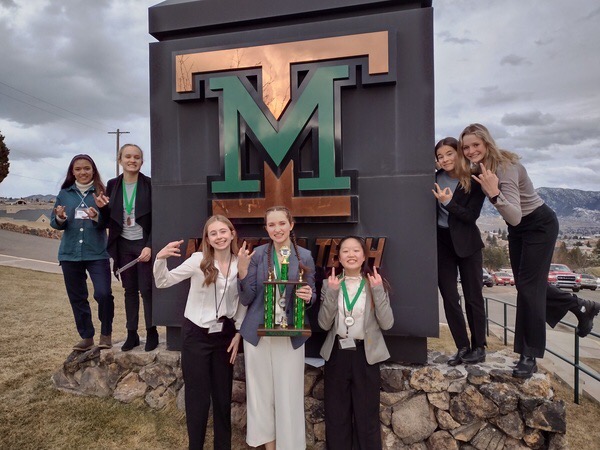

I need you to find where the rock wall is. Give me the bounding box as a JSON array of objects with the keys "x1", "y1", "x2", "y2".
[{"x1": 52, "y1": 346, "x2": 567, "y2": 449}]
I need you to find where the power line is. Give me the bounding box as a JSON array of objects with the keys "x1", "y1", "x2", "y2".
[{"x1": 0, "y1": 80, "x2": 112, "y2": 132}]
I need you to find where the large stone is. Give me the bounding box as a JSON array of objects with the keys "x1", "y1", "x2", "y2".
[
  {"x1": 523, "y1": 428, "x2": 545, "y2": 449},
  {"x1": 466, "y1": 365, "x2": 491, "y2": 385},
  {"x1": 63, "y1": 347, "x2": 100, "y2": 373},
  {"x1": 113, "y1": 351, "x2": 157, "y2": 370},
  {"x1": 470, "y1": 424, "x2": 506, "y2": 450},
  {"x1": 409, "y1": 367, "x2": 449, "y2": 392},
  {"x1": 503, "y1": 437, "x2": 530, "y2": 450},
  {"x1": 427, "y1": 430, "x2": 459, "y2": 450},
  {"x1": 51, "y1": 369, "x2": 79, "y2": 393},
  {"x1": 233, "y1": 354, "x2": 245, "y2": 381},
  {"x1": 106, "y1": 362, "x2": 126, "y2": 390},
  {"x1": 78, "y1": 366, "x2": 111, "y2": 397},
  {"x1": 391, "y1": 394, "x2": 437, "y2": 444},
  {"x1": 427, "y1": 391, "x2": 450, "y2": 410},
  {"x1": 231, "y1": 401, "x2": 247, "y2": 429},
  {"x1": 113, "y1": 372, "x2": 147, "y2": 403},
  {"x1": 313, "y1": 421, "x2": 326, "y2": 441},
  {"x1": 449, "y1": 385, "x2": 499, "y2": 424},
  {"x1": 492, "y1": 411, "x2": 524, "y2": 439},
  {"x1": 521, "y1": 376, "x2": 553, "y2": 399},
  {"x1": 380, "y1": 390, "x2": 414, "y2": 407},
  {"x1": 435, "y1": 409, "x2": 460, "y2": 430},
  {"x1": 156, "y1": 349, "x2": 181, "y2": 368},
  {"x1": 448, "y1": 379, "x2": 467, "y2": 394},
  {"x1": 548, "y1": 432, "x2": 568, "y2": 450},
  {"x1": 139, "y1": 363, "x2": 177, "y2": 389},
  {"x1": 523, "y1": 399, "x2": 566, "y2": 433},
  {"x1": 304, "y1": 367, "x2": 321, "y2": 396},
  {"x1": 380, "y1": 366, "x2": 408, "y2": 392},
  {"x1": 231, "y1": 380, "x2": 246, "y2": 403},
  {"x1": 479, "y1": 382, "x2": 520, "y2": 414},
  {"x1": 380, "y1": 404, "x2": 392, "y2": 426},
  {"x1": 312, "y1": 378, "x2": 324, "y2": 400},
  {"x1": 450, "y1": 421, "x2": 484, "y2": 442},
  {"x1": 381, "y1": 425, "x2": 405, "y2": 450},
  {"x1": 145, "y1": 385, "x2": 175, "y2": 409},
  {"x1": 304, "y1": 397, "x2": 325, "y2": 424},
  {"x1": 176, "y1": 385, "x2": 185, "y2": 411},
  {"x1": 305, "y1": 422, "x2": 316, "y2": 447}
]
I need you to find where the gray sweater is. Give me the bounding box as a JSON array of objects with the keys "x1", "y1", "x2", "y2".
[{"x1": 493, "y1": 162, "x2": 544, "y2": 226}]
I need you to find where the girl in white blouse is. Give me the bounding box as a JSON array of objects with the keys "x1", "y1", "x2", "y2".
[
  {"x1": 154, "y1": 215, "x2": 246, "y2": 450},
  {"x1": 318, "y1": 236, "x2": 394, "y2": 450}
]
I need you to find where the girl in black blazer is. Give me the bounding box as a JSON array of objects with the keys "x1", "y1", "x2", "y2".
[
  {"x1": 95, "y1": 144, "x2": 157, "y2": 351},
  {"x1": 432, "y1": 137, "x2": 486, "y2": 365}
]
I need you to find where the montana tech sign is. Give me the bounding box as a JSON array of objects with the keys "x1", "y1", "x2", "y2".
[{"x1": 173, "y1": 31, "x2": 396, "y2": 222}]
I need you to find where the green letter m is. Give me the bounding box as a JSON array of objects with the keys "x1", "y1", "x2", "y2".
[{"x1": 209, "y1": 65, "x2": 351, "y2": 193}]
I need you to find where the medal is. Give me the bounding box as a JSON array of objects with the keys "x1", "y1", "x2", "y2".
[
  {"x1": 126, "y1": 216, "x2": 131, "y2": 226},
  {"x1": 344, "y1": 316, "x2": 355, "y2": 327}
]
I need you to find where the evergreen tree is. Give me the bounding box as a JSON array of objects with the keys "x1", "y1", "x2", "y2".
[{"x1": 0, "y1": 132, "x2": 9, "y2": 184}]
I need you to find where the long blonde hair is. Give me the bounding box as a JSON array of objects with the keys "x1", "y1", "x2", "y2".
[
  {"x1": 200, "y1": 215, "x2": 239, "y2": 286},
  {"x1": 458, "y1": 123, "x2": 520, "y2": 175}
]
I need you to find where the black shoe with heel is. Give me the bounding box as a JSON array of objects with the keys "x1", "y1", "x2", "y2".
[
  {"x1": 513, "y1": 354, "x2": 537, "y2": 378},
  {"x1": 448, "y1": 347, "x2": 470, "y2": 366},
  {"x1": 145, "y1": 327, "x2": 159, "y2": 352},
  {"x1": 121, "y1": 330, "x2": 140, "y2": 352},
  {"x1": 572, "y1": 296, "x2": 600, "y2": 338}
]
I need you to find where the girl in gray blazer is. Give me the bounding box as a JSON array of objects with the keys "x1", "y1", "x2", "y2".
[{"x1": 318, "y1": 236, "x2": 394, "y2": 450}]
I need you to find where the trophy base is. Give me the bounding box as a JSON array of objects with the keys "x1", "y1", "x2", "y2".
[{"x1": 257, "y1": 325, "x2": 312, "y2": 337}]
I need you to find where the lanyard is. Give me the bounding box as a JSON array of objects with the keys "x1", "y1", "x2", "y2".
[
  {"x1": 341, "y1": 277, "x2": 365, "y2": 312},
  {"x1": 122, "y1": 181, "x2": 137, "y2": 215},
  {"x1": 213, "y1": 256, "x2": 232, "y2": 319},
  {"x1": 74, "y1": 189, "x2": 90, "y2": 208},
  {"x1": 272, "y1": 248, "x2": 287, "y2": 296}
]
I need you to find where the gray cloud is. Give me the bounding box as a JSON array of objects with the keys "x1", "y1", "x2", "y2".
[
  {"x1": 501, "y1": 111, "x2": 556, "y2": 127},
  {"x1": 500, "y1": 54, "x2": 531, "y2": 66},
  {"x1": 437, "y1": 31, "x2": 478, "y2": 45},
  {"x1": 476, "y1": 86, "x2": 531, "y2": 107}
]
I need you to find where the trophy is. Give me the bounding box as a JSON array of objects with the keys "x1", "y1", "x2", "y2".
[{"x1": 258, "y1": 246, "x2": 311, "y2": 337}]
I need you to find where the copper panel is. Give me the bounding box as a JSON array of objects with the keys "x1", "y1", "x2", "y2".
[
  {"x1": 212, "y1": 162, "x2": 351, "y2": 218},
  {"x1": 176, "y1": 31, "x2": 389, "y2": 119}
]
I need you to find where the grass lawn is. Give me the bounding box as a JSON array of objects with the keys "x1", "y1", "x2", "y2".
[{"x1": 1, "y1": 266, "x2": 598, "y2": 448}]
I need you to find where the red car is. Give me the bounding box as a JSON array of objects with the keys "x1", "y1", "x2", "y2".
[{"x1": 493, "y1": 271, "x2": 514, "y2": 286}]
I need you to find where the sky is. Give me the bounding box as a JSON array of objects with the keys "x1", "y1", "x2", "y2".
[{"x1": 0, "y1": 0, "x2": 599, "y2": 198}]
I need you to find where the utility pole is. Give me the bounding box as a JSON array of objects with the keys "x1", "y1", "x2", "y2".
[{"x1": 108, "y1": 129, "x2": 130, "y2": 177}]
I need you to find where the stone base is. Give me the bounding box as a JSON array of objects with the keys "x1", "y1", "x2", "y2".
[{"x1": 52, "y1": 345, "x2": 567, "y2": 449}]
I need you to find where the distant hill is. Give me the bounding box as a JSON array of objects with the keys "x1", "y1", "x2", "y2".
[
  {"x1": 479, "y1": 187, "x2": 600, "y2": 234},
  {"x1": 1, "y1": 194, "x2": 56, "y2": 203}
]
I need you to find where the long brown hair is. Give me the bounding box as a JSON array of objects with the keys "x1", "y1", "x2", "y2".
[
  {"x1": 459, "y1": 123, "x2": 520, "y2": 175},
  {"x1": 434, "y1": 137, "x2": 473, "y2": 193},
  {"x1": 264, "y1": 205, "x2": 310, "y2": 276},
  {"x1": 200, "y1": 215, "x2": 239, "y2": 286},
  {"x1": 61, "y1": 154, "x2": 106, "y2": 194}
]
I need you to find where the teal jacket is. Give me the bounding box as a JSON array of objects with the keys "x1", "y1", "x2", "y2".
[{"x1": 51, "y1": 184, "x2": 110, "y2": 262}]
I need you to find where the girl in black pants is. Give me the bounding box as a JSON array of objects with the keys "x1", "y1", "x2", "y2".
[
  {"x1": 433, "y1": 137, "x2": 487, "y2": 365},
  {"x1": 462, "y1": 123, "x2": 600, "y2": 378}
]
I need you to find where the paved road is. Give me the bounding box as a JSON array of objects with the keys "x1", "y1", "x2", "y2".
[{"x1": 0, "y1": 229, "x2": 61, "y2": 273}]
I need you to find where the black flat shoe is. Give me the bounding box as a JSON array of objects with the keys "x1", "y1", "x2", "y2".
[
  {"x1": 121, "y1": 330, "x2": 140, "y2": 352},
  {"x1": 573, "y1": 297, "x2": 600, "y2": 337},
  {"x1": 513, "y1": 355, "x2": 537, "y2": 378},
  {"x1": 461, "y1": 347, "x2": 486, "y2": 364},
  {"x1": 448, "y1": 347, "x2": 470, "y2": 366}
]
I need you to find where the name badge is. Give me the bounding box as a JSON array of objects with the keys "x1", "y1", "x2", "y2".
[
  {"x1": 125, "y1": 213, "x2": 136, "y2": 227},
  {"x1": 75, "y1": 207, "x2": 90, "y2": 219},
  {"x1": 338, "y1": 337, "x2": 356, "y2": 350},
  {"x1": 208, "y1": 322, "x2": 224, "y2": 334}
]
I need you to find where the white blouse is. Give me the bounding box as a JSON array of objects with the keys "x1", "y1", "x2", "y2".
[
  {"x1": 335, "y1": 276, "x2": 366, "y2": 340},
  {"x1": 153, "y1": 252, "x2": 246, "y2": 330}
]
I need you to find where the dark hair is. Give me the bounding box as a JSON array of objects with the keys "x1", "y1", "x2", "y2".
[
  {"x1": 264, "y1": 205, "x2": 311, "y2": 277},
  {"x1": 434, "y1": 137, "x2": 459, "y2": 158},
  {"x1": 61, "y1": 154, "x2": 106, "y2": 193},
  {"x1": 336, "y1": 236, "x2": 391, "y2": 292}
]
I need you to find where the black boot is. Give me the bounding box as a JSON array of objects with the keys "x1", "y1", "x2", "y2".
[
  {"x1": 461, "y1": 347, "x2": 486, "y2": 364},
  {"x1": 448, "y1": 347, "x2": 470, "y2": 366},
  {"x1": 145, "y1": 327, "x2": 159, "y2": 352},
  {"x1": 121, "y1": 330, "x2": 140, "y2": 352},
  {"x1": 571, "y1": 297, "x2": 600, "y2": 337},
  {"x1": 513, "y1": 354, "x2": 537, "y2": 378}
]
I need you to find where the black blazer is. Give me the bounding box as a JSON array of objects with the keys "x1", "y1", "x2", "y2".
[
  {"x1": 436, "y1": 169, "x2": 485, "y2": 258},
  {"x1": 102, "y1": 172, "x2": 152, "y2": 267}
]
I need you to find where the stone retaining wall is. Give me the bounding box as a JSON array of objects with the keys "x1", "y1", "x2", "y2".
[{"x1": 52, "y1": 346, "x2": 567, "y2": 449}]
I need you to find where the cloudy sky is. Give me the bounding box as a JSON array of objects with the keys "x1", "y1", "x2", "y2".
[{"x1": 0, "y1": 0, "x2": 599, "y2": 198}]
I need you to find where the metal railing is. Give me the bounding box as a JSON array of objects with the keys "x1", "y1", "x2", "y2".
[{"x1": 483, "y1": 295, "x2": 600, "y2": 404}]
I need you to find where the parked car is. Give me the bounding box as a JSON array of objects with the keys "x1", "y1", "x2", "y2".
[
  {"x1": 482, "y1": 268, "x2": 494, "y2": 288},
  {"x1": 579, "y1": 273, "x2": 597, "y2": 291},
  {"x1": 547, "y1": 263, "x2": 581, "y2": 292},
  {"x1": 493, "y1": 271, "x2": 514, "y2": 286}
]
